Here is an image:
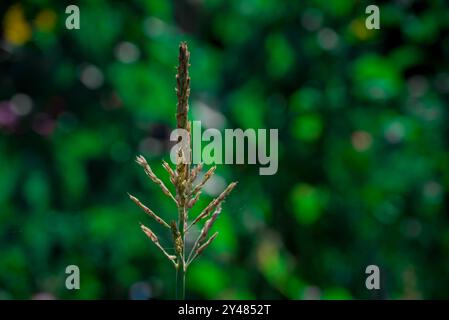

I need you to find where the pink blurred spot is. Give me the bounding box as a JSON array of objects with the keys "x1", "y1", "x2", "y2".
[
  {"x1": 102, "y1": 91, "x2": 122, "y2": 110},
  {"x1": 351, "y1": 130, "x2": 372, "y2": 152},
  {"x1": 32, "y1": 292, "x2": 56, "y2": 300},
  {"x1": 0, "y1": 101, "x2": 18, "y2": 127},
  {"x1": 32, "y1": 113, "x2": 55, "y2": 136}
]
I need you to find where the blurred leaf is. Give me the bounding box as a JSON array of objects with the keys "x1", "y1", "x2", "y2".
[
  {"x1": 290, "y1": 184, "x2": 328, "y2": 225},
  {"x1": 291, "y1": 113, "x2": 323, "y2": 142},
  {"x1": 353, "y1": 54, "x2": 402, "y2": 100},
  {"x1": 265, "y1": 33, "x2": 295, "y2": 78}
]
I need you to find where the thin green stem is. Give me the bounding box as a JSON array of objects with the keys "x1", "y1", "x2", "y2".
[
  {"x1": 176, "y1": 205, "x2": 186, "y2": 300},
  {"x1": 176, "y1": 261, "x2": 185, "y2": 300}
]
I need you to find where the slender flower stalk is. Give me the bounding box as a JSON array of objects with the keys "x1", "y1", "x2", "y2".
[{"x1": 128, "y1": 42, "x2": 237, "y2": 300}]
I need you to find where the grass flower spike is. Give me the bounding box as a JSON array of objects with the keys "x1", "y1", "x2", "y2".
[{"x1": 128, "y1": 42, "x2": 237, "y2": 299}]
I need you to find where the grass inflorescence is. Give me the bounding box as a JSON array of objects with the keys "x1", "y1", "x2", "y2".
[{"x1": 128, "y1": 42, "x2": 237, "y2": 299}]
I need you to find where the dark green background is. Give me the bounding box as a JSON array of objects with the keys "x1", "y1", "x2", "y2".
[{"x1": 1, "y1": 0, "x2": 448, "y2": 299}]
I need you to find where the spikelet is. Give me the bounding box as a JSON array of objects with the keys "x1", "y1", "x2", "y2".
[
  {"x1": 189, "y1": 182, "x2": 237, "y2": 228},
  {"x1": 191, "y1": 166, "x2": 216, "y2": 196},
  {"x1": 186, "y1": 206, "x2": 221, "y2": 265},
  {"x1": 176, "y1": 42, "x2": 190, "y2": 130},
  {"x1": 136, "y1": 155, "x2": 178, "y2": 205},
  {"x1": 190, "y1": 163, "x2": 203, "y2": 182},
  {"x1": 199, "y1": 206, "x2": 221, "y2": 243},
  {"x1": 170, "y1": 221, "x2": 183, "y2": 256},
  {"x1": 195, "y1": 232, "x2": 219, "y2": 257},
  {"x1": 162, "y1": 160, "x2": 177, "y2": 185},
  {"x1": 187, "y1": 191, "x2": 201, "y2": 208},
  {"x1": 141, "y1": 223, "x2": 158, "y2": 242},
  {"x1": 128, "y1": 193, "x2": 170, "y2": 229},
  {"x1": 140, "y1": 224, "x2": 177, "y2": 265}
]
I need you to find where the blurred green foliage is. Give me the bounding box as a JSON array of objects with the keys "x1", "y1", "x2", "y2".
[{"x1": 1, "y1": 0, "x2": 449, "y2": 299}]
